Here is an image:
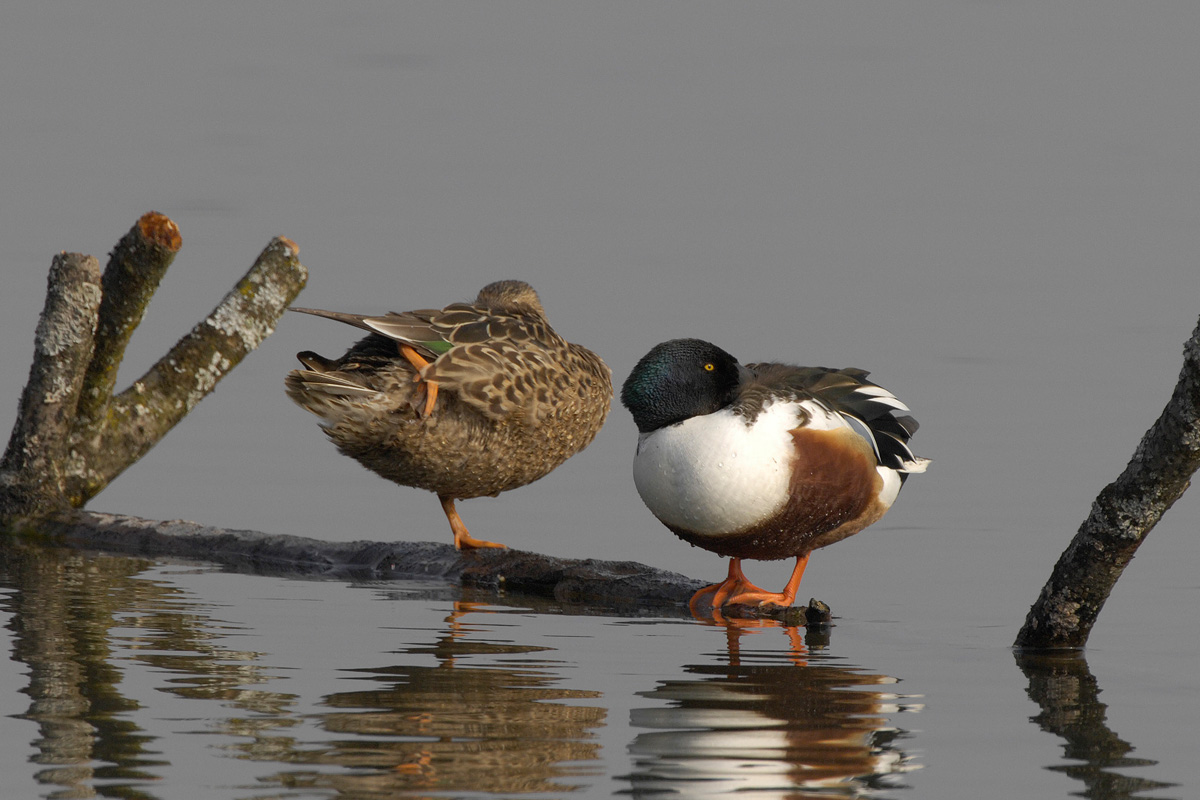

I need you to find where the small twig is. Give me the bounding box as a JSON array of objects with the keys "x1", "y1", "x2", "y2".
[{"x1": 1015, "y1": 316, "x2": 1200, "y2": 649}]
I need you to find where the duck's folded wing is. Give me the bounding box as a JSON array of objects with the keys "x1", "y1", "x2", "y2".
[{"x1": 422, "y1": 333, "x2": 564, "y2": 423}]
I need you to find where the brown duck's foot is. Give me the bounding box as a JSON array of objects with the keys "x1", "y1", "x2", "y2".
[
  {"x1": 689, "y1": 558, "x2": 770, "y2": 613},
  {"x1": 399, "y1": 344, "x2": 439, "y2": 417},
  {"x1": 724, "y1": 553, "x2": 811, "y2": 608},
  {"x1": 440, "y1": 496, "x2": 507, "y2": 551}
]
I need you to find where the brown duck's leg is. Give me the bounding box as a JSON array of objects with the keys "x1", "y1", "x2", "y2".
[
  {"x1": 439, "y1": 495, "x2": 506, "y2": 551},
  {"x1": 726, "y1": 553, "x2": 811, "y2": 608},
  {"x1": 689, "y1": 558, "x2": 769, "y2": 613},
  {"x1": 398, "y1": 344, "x2": 439, "y2": 417}
]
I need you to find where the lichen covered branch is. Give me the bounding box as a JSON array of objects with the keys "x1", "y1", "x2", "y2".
[
  {"x1": 62, "y1": 236, "x2": 306, "y2": 505},
  {"x1": 0, "y1": 254, "x2": 103, "y2": 517},
  {"x1": 1015, "y1": 316, "x2": 1200, "y2": 649},
  {"x1": 75, "y1": 213, "x2": 182, "y2": 427},
  {"x1": 1, "y1": 215, "x2": 306, "y2": 528}
]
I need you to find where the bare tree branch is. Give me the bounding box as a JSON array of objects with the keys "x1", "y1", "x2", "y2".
[
  {"x1": 1, "y1": 216, "x2": 306, "y2": 528},
  {"x1": 0, "y1": 254, "x2": 103, "y2": 517},
  {"x1": 1015, "y1": 316, "x2": 1200, "y2": 649},
  {"x1": 62, "y1": 236, "x2": 306, "y2": 505},
  {"x1": 75, "y1": 212, "x2": 182, "y2": 427}
]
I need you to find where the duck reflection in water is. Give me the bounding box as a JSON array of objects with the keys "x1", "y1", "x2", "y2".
[
  {"x1": 256, "y1": 600, "x2": 607, "y2": 797},
  {"x1": 625, "y1": 618, "x2": 921, "y2": 798}
]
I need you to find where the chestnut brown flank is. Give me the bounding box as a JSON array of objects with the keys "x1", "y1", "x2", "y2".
[{"x1": 670, "y1": 425, "x2": 885, "y2": 560}]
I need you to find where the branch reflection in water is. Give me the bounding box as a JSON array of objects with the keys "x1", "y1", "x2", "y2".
[
  {"x1": 1014, "y1": 650, "x2": 1176, "y2": 800},
  {"x1": 0, "y1": 543, "x2": 609, "y2": 798},
  {"x1": 2, "y1": 539, "x2": 1184, "y2": 799},
  {"x1": 624, "y1": 617, "x2": 922, "y2": 798},
  {"x1": 2, "y1": 541, "x2": 286, "y2": 800}
]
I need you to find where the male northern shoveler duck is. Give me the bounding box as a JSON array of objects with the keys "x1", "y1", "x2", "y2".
[
  {"x1": 620, "y1": 338, "x2": 928, "y2": 611},
  {"x1": 284, "y1": 280, "x2": 612, "y2": 550}
]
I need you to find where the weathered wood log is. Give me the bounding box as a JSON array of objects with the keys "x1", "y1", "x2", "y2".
[
  {"x1": 42, "y1": 510, "x2": 706, "y2": 613},
  {"x1": 25, "y1": 510, "x2": 825, "y2": 622},
  {"x1": 0, "y1": 214, "x2": 307, "y2": 529},
  {"x1": 1015, "y1": 315, "x2": 1200, "y2": 649}
]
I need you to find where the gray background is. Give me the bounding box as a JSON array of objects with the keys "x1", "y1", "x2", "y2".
[
  {"x1": 4, "y1": 2, "x2": 1200, "y2": 796},
  {"x1": 3, "y1": 0, "x2": 1198, "y2": 659}
]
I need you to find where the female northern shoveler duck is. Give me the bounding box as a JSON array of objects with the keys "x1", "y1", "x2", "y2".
[
  {"x1": 285, "y1": 280, "x2": 612, "y2": 550},
  {"x1": 620, "y1": 338, "x2": 928, "y2": 611}
]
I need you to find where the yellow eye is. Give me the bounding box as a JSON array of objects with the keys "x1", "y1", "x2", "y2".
[{"x1": 704, "y1": 362, "x2": 715, "y2": 371}]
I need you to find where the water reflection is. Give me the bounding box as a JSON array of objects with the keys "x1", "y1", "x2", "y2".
[
  {"x1": 1, "y1": 540, "x2": 286, "y2": 800},
  {"x1": 625, "y1": 617, "x2": 920, "y2": 798},
  {"x1": 250, "y1": 601, "x2": 606, "y2": 797},
  {"x1": 5, "y1": 537, "x2": 1182, "y2": 800},
  {"x1": 1, "y1": 542, "x2": 607, "y2": 798},
  {"x1": 1014, "y1": 650, "x2": 1177, "y2": 800}
]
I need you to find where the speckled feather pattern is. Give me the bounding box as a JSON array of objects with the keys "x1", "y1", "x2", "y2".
[{"x1": 285, "y1": 281, "x2": 612, "y2": 501}]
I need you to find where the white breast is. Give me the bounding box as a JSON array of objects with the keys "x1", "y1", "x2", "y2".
[{"x1": 632, "y1": 401, "x2": 809, "y2": 537}]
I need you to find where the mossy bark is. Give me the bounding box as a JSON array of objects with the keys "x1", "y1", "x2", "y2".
[
  {"x1": 61, "y1": 235, "x2": 307, "y2": 505},
  {"x1": 1, "y1": 508, "x2": 832, "y2": 623},
  {"x1": 74, "y1": 212, "x2": 182, "y2": 428},
  {"x1": 1015, "y1": 316, "x2": 1200, "y2": 649},
  {"x1": 0, "y1": 254, "x2": 103, "y2": 517},
  {"x1": 1, "y1": 214, "x2": 306, "y2": 529}
]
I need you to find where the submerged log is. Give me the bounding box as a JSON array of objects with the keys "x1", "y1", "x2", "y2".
[
  {"x1": 44, "y1": 510, "x2": 704, "y2": 613},
  {"x1": 1015, "y1": 316, "x2": 1200, "y2": 649},
  {"x1": 30, "y1": 510, "x2": 823, "y2": 622},
  {"x1": 0, "y1": 213, "x2": 307, "y2": 528}
]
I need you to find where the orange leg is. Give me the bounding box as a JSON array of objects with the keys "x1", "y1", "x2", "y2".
[
  {"x1": 398, "y1": 344, "x2": 439, "y2": 417},
  {"x1": 439, "y1": 495, "x2": 506, "y2": 551},
  {"x1": 688, "y1": 558, "x2": 770, "y2": 613},
  {"x1": 725, "y1": 553, "x2": 811, "y2": 608}
]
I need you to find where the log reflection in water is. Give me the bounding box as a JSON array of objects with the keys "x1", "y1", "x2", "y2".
[
  {"x1": 0, "y1": 540, "x2": 289, "y2": 800},
  {"x1": 1014, "y1": 650, "x2": 1176, "y2": 800},
  {"x1": 625, "y1": 618, "x2": 920, "y2": 799},
  {"x1": 247, "y1": 602, "x2": 606, "y2": 797},
  {"x1": 1, "y1": 543, "x2": 610, "y2": 799}
]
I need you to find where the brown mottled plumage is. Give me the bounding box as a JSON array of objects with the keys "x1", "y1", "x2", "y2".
[{"x1": 285, "y1": 280, "x2": 612, "y2": 550}]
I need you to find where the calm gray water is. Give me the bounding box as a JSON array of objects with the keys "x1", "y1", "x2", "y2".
[{"x1": 2, "y1": 1, "x2": 1199, "y2": 797}]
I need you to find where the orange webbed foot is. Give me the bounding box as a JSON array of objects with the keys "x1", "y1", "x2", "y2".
[
  {"x1": 689, "y1": 559, "x2": 769, "y2": 613},
  {"x1": 691, "y1": 555, "x2": 811, "y2": 611},
  {"x1": 454, "y1": 531, "x2": 507, "y2": 551},
  {"x1": 410, "y1": 378, "x2": 440, "y2": 418},
  {"x1": 725, "y1": 554, "x2": 811, "y2": 609},
  {"x1": 724, "y1": 588, "x2": 796, "y2": 608},
  {"x1": 399, "y1": 344, "x2": 440, "y2": 418},
  {"x1": 440, "y1": 496, "x2": 508, "y2": 551}
]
